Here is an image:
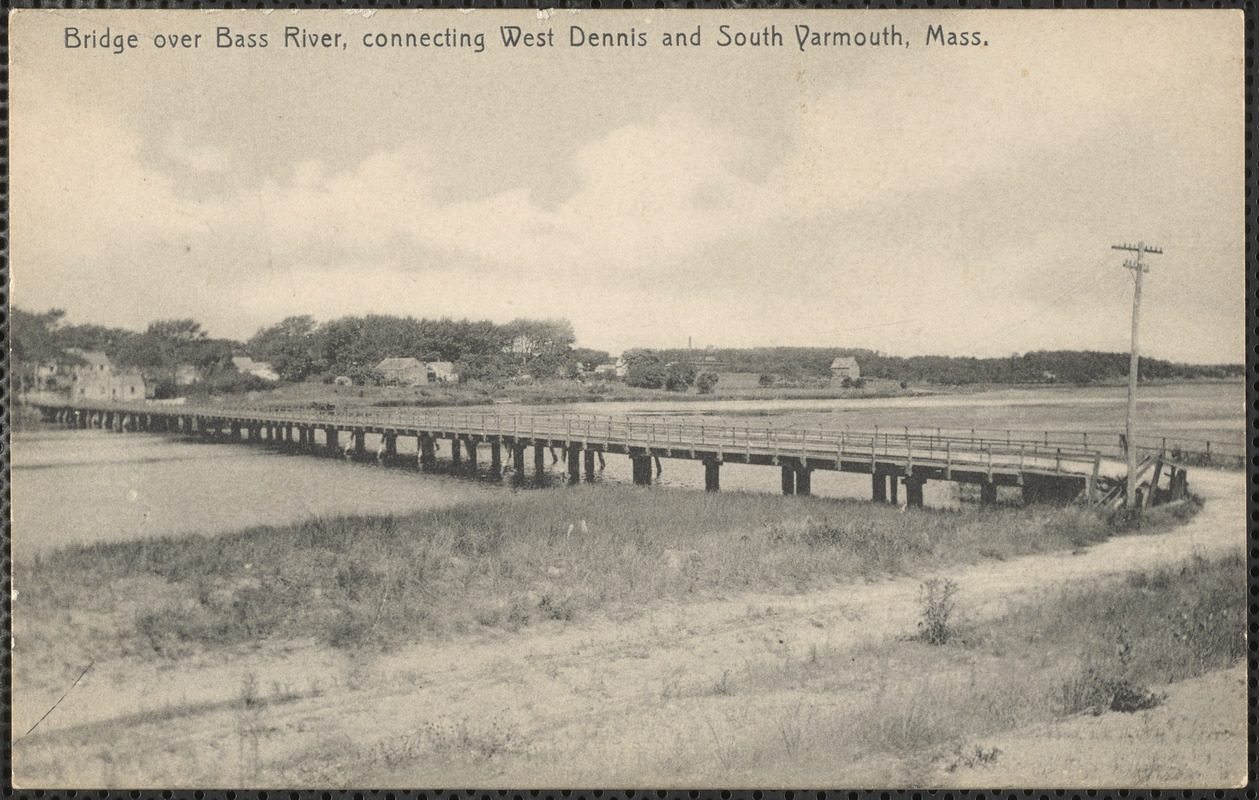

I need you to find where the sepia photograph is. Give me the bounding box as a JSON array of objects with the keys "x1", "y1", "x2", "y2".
[{"x1": 8, "y1": 8, "x2": 1248, "y2": 788}]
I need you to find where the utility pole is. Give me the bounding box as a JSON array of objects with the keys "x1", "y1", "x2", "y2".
[{"x1": 1111, "y1": 241, "x2": 1162, "y2": 509}]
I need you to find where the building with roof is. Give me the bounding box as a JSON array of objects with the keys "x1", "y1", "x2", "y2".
[
  {"x1": 68, "y1": 350, "x2": 152, "y2": 401},
  {"x1": 231, "y1": 356, "x2": 280, "y2": 382},
  {"x1": 376, "y1": 357, "x2": 430, "y2": 386},
  {"x1": 830, "y1": 357, "x2": 861, "y2": 385}
]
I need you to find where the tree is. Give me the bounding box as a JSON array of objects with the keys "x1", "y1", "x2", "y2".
[
  {"x1": 664, "y1": 361, "x2": 697, "y2": 392},
  {"x1": 626, "y1": 362, "x2": 667, "y2": 389},
  {"x1": 146, "y1": 318, "x2": 207, "y2": 342},
  {"x1": 11, "y1": 307, "x2": 72, "y2": 393},
  {"x1": 621, "y1": 348, "x2": 661, "y2": 369},
  {"x1": 247, "y1": 315, "x2": 322, "y2": 382},
  {"x1": 622, "y1": 348, "x2": 665, "y2": 388},
  {"x1": 503, "y1": 318, "x2": 576, "y2": 361},
  {"x1": 695, "y1": 371, "x2": 719, "y2": 394}
]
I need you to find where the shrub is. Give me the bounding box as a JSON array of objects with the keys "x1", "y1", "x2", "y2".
[
  {"x1": 915, "y1": 578, "x2": 961, "y2": 645},
  {"x1": 626, "y1": 363, "x2": 666, "y2": 389},
  {"x1": 665, "y1": 362, "x2": 698, "y2": 392}
]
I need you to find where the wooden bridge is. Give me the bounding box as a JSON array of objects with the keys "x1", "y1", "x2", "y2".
[{"x1": 28, "y1": 399, "x2": 1133, "y2": 507}]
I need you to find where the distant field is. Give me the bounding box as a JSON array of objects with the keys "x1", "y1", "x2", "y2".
[{"x1": 577, "y1": 382, "x2": 1245, "y2": 461}]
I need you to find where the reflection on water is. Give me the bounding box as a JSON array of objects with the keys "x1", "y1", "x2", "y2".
[{"x1": 13, "y1": 427, "x2": 959, "y2": 560}]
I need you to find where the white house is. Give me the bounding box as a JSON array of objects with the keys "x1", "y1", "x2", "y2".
[
  {"x1": 232, "y1": 356, "x2": 280, "y2": 382},
  {"x1": 830, "y1": 357, "x2": 861, "y2": 385},
  {"x1": 69, "y1": 350, "x2": 152, "y2": 401}
]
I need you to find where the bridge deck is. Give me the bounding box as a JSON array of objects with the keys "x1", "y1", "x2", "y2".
[{"x1": 31, "y1": 400, "x2": 1104, "y2": 501}]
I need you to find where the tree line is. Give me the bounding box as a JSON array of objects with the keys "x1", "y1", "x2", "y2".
[
  {"x1": 650, "y1": 346, "x2": 1244, "y2": 385},
  {"x1": 13, "y1": 306, "x2": 1241, "y2": 397},
  {"x1": 11, "y1": 308, "x2": 610, "y2": 394}
]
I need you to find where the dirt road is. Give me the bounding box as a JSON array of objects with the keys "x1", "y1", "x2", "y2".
[{"x1": 13, "y1": 470, "x2": 1245, "y2": 787}]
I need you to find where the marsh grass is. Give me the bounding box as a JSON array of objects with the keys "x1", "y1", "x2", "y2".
[{"x1": 15, "y1": 485, "x2": 1190, "y2": 659}]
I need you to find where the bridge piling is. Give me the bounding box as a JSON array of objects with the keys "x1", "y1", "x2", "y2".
[
  {"x1": 419, "y1": 435, "x2": 437, "y2": 471},
  {"x1": 567, "y1": 447, "x2": 581, "y2": 485},
  {"x1": 584, "y1": 450, "x2": 597, "y2": 483},
  {"x1": 513, "y1": 444, "x2": 526, "y2": 484},
  {"x1": 465, "y1": 438, "x2": 478, "y2": 476},
  {"x1": 450, "y1": 437, "x2": 463, "y2": 470},
  {"x1": 534, "y1": 443, "x2": 547, "y2": 483},
  {"x1": 491, "y1": 442, "x2": 502, "y2": 476},
  {"x1": 905, "y1": 477, "x2": 925, "y2": 508},
  {"x1": 325, "y1": 426, "x2": 339, "y2": 456},
  {"x1": 872, "y1": 472, "x2": 887, "y2": 503},
  {"x1": 796, "y1": 465, "x2": 812, "y2": 496},
  {"x1": 704, "y1": 460, "x2": 721, "y2": 492},
  {"x1": 980, "y1": 481, "x2": 997, "y2": 506},
  {"x1": 889, "y1": 474, "x2": 899, "y2": 505},
  {"x1": 632, "y1": 455, "x2": 653, "y2": 486},
  {"x1": 781, "y1": 464, "x2": 795, "y2": 496}
]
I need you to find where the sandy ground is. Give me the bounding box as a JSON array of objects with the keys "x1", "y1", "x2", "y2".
[{"x1": 12, "y1": 469, "x2": 1246, "y2": 788}]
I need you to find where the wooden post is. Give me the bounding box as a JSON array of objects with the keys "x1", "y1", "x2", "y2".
[
  {"x1": 1146, "y1": 459, "x2": 1165, "y2": 508},
  {"x1": 491, "y1": 442, "x2": 502, "y2": 476},
  {"x1": 781, "y1": 464, "x2": 795, "y2": 495},
  {"x1": 889, "y1": 473, "x2": 899, "y2": 505},
  {"x1": 872, "y1": 472, "x2": 887, "y2": 503},
  {"x1": 450, "y1": 437, "x2": 463, "y2": 469},
  {"x1": 465, "y1": 438, "x2": 478, "y2": 475},
  {"x1": 584, "y1": 449, "x2": 597, "y2": 482},
  {"x1": 1088, "y1": 454, "x2": 1101, "y2": 504}
]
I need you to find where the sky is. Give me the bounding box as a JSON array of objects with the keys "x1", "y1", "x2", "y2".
[{"x1": 10, "y1": 9, "x2": 1246, "y2": 363}]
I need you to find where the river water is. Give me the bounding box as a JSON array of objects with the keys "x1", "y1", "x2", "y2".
[
  {"x1": 13, "y1": 382, "x2": 1241, "y2": 560},
  {"x1": 12, "y1": 426, "x2": 962, "y2": 561}
]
